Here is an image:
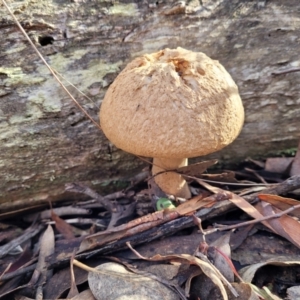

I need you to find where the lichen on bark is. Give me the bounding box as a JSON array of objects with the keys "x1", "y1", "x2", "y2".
[{"x1": 0, "y1": 0, "x2": 300, "y2": 209}]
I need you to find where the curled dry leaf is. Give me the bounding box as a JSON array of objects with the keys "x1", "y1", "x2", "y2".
[
  {"x1": 255, "y1": 201, "x2": 300, "y2": 249},
  {"x1": 127, "y1": 243, "x2": 234, "y2": 300},
  {"x1": 88, "y1": 262, "x2": 180, "y2": 300},
  {"x1": 258, "y1": 194, "x2": 300, "y2": 218},
  {"x1": 196, "y1": 179, "x2": 274, "y2": 231},
  {"x1": 239, "y1": 260, "x2": 300, "y2": 283}
]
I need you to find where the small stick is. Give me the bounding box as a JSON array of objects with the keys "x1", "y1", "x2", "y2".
[
  {"x1": 0, "y1": 224, "x2": 44, "y2": 259},
  {"x1": 0, "y1": 264, "x2": 37, "y2": 281},
  {"x1": 204, "y1": 203, "x2": 300, "y2": 235},
  {"x1": 65, "y1": 183, "x2": 114, "y2": 212},
  {"x1": 0, "y1": 263, "x2": 12, "y2": 281},
  {"x1": 245, "y1": 175, "x2": 300, "y2": 204},
  {"x1": 244, "y1": 168, "x2": 268, "y2": 184}
]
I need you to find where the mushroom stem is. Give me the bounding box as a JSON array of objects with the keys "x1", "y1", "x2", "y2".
[{"x1": 152, "y1": 157, "x2": 191, "y2": 199}]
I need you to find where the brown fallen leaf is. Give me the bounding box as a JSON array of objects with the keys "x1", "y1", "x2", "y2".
[
  {"x1": 196, "y1": 179, "x2": 275, "y2": 232},
  {"x1": 258, "y1": 194, "x2": 300, "y2": 218},
  {"x1": 175, "y1": 194, "x2": 215, "y2": 216},
  {"x1": 255, "y1": 201, "x2": 300, "y2": 249},
  {"x1": 51, "y1": 207, "x2": 76, "y2": 240}
]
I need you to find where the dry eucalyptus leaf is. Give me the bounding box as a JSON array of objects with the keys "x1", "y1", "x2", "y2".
[
  {"x1": 88, "y1": 262, "x2": 180, "y2": 300},
  {"x1": 239, "y1": 260, "x2": 300, "y2": 283},
  {"x1": 70, "y1": 289, "x2": 96, "y2": 300},
  {"x1": 51, "y1": 209, "x2": 76, "y2": 239},
  {"x1": 209, "y1": 232, "x2": 234, "y2": 282},
  {"x1": 35, "y1": 225, "x2": 55, "y2": 279},
  {"x1": 34, "y1": 225, "x2": 55, "y2": 299},
  {"x1": 258, "y1": 194, "x2": 300, "y2": 218},
  {"x1": 128, "y1": 245, "x2": 232, "y2": 300},
  {"x1": 255, "y1": 201, "x2": 300, "y2": 249}
]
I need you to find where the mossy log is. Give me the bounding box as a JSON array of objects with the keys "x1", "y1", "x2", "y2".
[{"x1": 0, "y1": 0, "x2": 300, "y2": 209}]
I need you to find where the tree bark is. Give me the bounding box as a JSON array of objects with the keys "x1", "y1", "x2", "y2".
[{"x1": 0, "y1": 0, "x2": 299, "y2": 208}]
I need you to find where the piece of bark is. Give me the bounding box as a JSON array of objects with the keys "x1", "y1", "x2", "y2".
[{"x1": 1, "y1": 0, "x2": 300, "y2": 206}]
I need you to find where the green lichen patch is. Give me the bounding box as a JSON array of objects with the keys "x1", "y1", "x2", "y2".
[
  {"x1": 1, "y1": 67, "x2": 46, "y2": 87},
  {"x1": 108, "y1": 3, "x2": 139, "y2": 16}
]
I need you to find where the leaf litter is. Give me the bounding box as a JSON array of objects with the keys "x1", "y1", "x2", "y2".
[{"x1": 2, "y1": 1, "x2": 300, "y2": 299}]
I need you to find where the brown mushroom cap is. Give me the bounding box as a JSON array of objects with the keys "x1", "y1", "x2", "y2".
[{"x1": 100, "y1": 47, "x2": 244, "y2": 159}]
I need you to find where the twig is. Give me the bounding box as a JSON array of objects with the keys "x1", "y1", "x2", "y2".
[
  {"x1": 184, "y1": 174, "x2": 270, "y2": 186},
  {"x1": 0, "y1": 264, "x2": 37, "y2": 281},
  {"x1": 0, "y1": 263, "x2": 12, "y2": 281},
  {"x1": 244, "y1": 175, "x2": 300, "y2": 204},
  {"x1": 103, "y1": 191, "x2": 127, "y2": 201},
  {"x1": 65, "y1": 183, "x2": 114, "y2": 212},
  {"x1": 204, "y1": 203, "x2": 300, "y2": 235},
  {"x1": 244, "y1": 168, "x2": 268, "y2": 184},
  {"x1": 0, "y1": 224, "x2": 44, "y2": 259}
]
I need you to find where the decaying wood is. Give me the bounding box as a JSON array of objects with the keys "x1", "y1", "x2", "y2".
[{"x1": 1, "y1": 0, "x2": 300, "y2": 206}]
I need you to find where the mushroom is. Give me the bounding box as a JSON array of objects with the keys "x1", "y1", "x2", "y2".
[{"x1": 99, "y1": 47, "x2": 244, "y2": 199}]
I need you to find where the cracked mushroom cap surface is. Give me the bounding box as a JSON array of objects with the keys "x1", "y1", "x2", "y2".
[{"x1": 100, "y1": 47, "x2": 244, "y2": 158}]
